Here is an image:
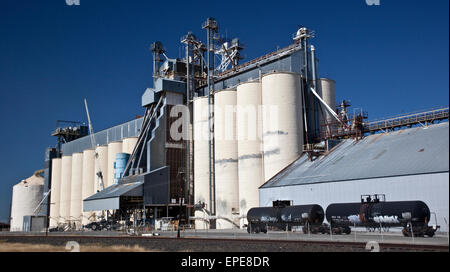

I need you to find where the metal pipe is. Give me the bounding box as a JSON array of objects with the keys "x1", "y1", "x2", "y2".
[
  {"x1": 301, "y1": 78, "x2": 309, "y2": 145},
  {"x1": 310, "y1": 45, "x2": 320, "y2": 137},
  {"x1": 303, "y1": 38, "x2": 310, "y2": 142},
  {"x1": 122, "y1": 106, "x2": 150, "y2": 176},
  {"x1": 205, "y1": 20, "x2": 217, "y2": 218},
  {"x1": 153, "y1": 51, "x2": 157, "y2": 84},
  {"x1": 309, "y1": 86, "x2": 345, "y2": 126},
  {"x1": 185, "y1": 43, "x2": 191, "y2": 224},
  {"x1": 303, "y1": 38, "x2": 309, "y2": 83},
  {"x1": 310, "y1": 46, "x2": 317, "y2": 95},
  {"x1": 211, "y1": 27, "x2": 216, "y2": 218},
  {"x1": 207, "y1": 26, "x2": 213, "y2": 218}
]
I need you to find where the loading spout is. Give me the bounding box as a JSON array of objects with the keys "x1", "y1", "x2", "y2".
[{"x1": 309, "y1": 86, "x2": 348, "y2": 129}]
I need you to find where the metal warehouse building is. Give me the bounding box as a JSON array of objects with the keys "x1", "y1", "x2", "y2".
[{"x1": 260, "y1": 122, "x2": 450, "y2": 232}]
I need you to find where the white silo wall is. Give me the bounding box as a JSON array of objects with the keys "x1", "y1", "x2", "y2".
[
  {"x1": 261, "y1": 72, "x2": 304, "y2": 182},
  {"x1": 69, "y1": 152, "x2": 83, "y2": 227},
  {"x1": 236, "y1": 81, "x2": 264, "y2": 228},
  {"x1": 122, "y1": 137, "x2": 138, "y2": 155},
  {"x1": 10, "y1": 174, "x2": 44, "y2": 231},
  {"x1": 107, "y1": 141, "x2": 122, "y2": 187},
  {"x1": 94, "y1": 145, "x2": 108, "y2": 192},
  {"x1": 82, "y1": 149, "x2": 95, "y2": 225},
  {"x1": 318, "y1": 78, "x2": 337, "y2": 134},
  {"x1": 193, "y1": 96, "x2": 211, "y2": 229},
  {"x1": 214, "y1": 89, "x2": 239, "y2": 229},
  {"x1": 49, "y1": 158, "x2": 62, "y2": 228},
  {"x1": 59, "y1": 155, "x2": 72, "y2": 224}
]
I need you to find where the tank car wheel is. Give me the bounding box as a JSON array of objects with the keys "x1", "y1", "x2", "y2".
[
  {"x1": 333, "y1": 228, "x2": 342, "y2": 235},
  {"x1": 344, "y1": 226, "x2": 351, "y2": 235},
  {"x1": 262, "y1": 228, "x2": 267, "y2": 234},
  {"x1": 402, "y1": 228, "x2": 411, "y2": 237},
  {"x1": 91, "y1": 224, "x2": 98, "y2": 231},
  {"x1": 255, "y1": 227, "x2": 260, "y2": 234}
]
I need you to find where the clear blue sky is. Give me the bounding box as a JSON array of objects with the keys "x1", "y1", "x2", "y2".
[{"x1": 0, "y1": 0, "x2": 448, "y2": 223}]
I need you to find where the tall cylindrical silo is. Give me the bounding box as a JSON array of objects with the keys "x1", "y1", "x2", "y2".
[
  {"x1": 261, "y1": 72, "x2": 304, "y2": 182},
  {"x1": 214, "y1": 88, "x2": 239, "y2": 229},
  {"x1": 94, "y1": 145, "x2": 108, "y2": 192},
  {"x1": 107, "y1": 141, "x2": 122, "y2": 187},
  {"x1": 10, "y1": 173, "x2": 44, "y2": 231},
  {"x1": 193, "y1": 96, "x2": 210, "y2": 230},
  {"x1": 122, "y1": 137, "x2": 138, "y2": 155},
  {"x1": 59, "y1": 155, "x2": 72, "y2": 224},
  {"x1": 82, "y1": 149, "x2": 95, "y2": 225},
  {"x1": 49, "y1": 158, "x2": 62, "y2": 228},
  {"x1": 114, "y1": 153, "x2": 130, "y2": 184},
  {"x1": 318, "y1": 78, "x2": 337, "y2": 136},
  {"x1": 236, "y1": 81, "x2": 264, "y2": 228},
  {"x1": 69, "y1": 152, "x2": 83, "y2": 228}
]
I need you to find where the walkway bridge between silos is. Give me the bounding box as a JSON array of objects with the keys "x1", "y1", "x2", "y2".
[
  {"x1": 315, "y1": 106, "x2": 449, "y2": 141},
  {"x1": 363, "y1": 106, "x2": 449, "y2": 134}
]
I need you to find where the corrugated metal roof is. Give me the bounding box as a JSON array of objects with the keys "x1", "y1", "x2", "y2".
[
  {"x1": 84, "y1": 181, "x2": 143, "y2": 201},
  {"x1": 62, "y1": 118, "x2": 143, "y2": 156},
  {"x1": 262, "y1": 122, "x2": 449, "y2": 188}
]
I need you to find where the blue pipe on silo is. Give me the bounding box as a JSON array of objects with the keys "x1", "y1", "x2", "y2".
[{"x1": 114, "y1": 153, "x2": 131, "y2": 184}]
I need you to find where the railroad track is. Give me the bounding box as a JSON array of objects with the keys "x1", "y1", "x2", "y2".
[{"x1": 1, "y1": 234, "x2": 447, "y2": 252}]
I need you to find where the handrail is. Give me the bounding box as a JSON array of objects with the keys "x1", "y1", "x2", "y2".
[
  {"x1": 367, "y1": 107, "x2": 449, "y2": 123},
  {"x1": 365, "y1": 107, "x2": 449, "y2": 129}
]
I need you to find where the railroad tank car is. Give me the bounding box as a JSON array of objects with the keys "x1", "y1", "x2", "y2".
[
  {"x1": 247, "y1": 207, "x2": 279, "y2": 233},
  {"x1": 326, "y1": 201, "x2": 438, "y2": 237},
  {"x1": 280, "y1": 205, "x2": 325, "y2": 234},
  {"x1": 247, "y1": 205, "x2": 325, "y2": 234}
]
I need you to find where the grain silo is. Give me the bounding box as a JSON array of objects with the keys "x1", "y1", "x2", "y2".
[
  {"x1": 318, "y1": 78, "x2": 336, "y2": 135},
  {"x1": 107, "y1": 141, "x2": 122, "y2": 188},
  {"x1": 59, "y1": 155, "x2": 72, "y2": 224},
  {"x1": 122, "y1": 137, "x2": 138, "y2": 155},
  {"x1": 95, "y1": 145, "x2": 108, "y2": 192},
  {"x1": 49, "y1": 158, "x2": 62, "y2": 227},
  {"x1": 81, "y1": 149, "x2": 95, "y2": 225},
  {"x1": 193, "y1": 96, "x2": 210, "y2": 229},
  {"x1": 236, "y1": 81, "x2": 264, "y2": 228},
  {"x1": 69, "y1": 152, "x2": 83, "y2": 227},
  {"x1": 114, "y1": 153, "x2": 130, "y2": 184},
  {"x1": 10, "y1": 172, "x2": 44, "y2": 231},
  {"x1": 214, "y1": 88, "x2": 239, "y2": 229},
  {"x1": 261, "y1": 72, "x2": 304, "y2": 182}
]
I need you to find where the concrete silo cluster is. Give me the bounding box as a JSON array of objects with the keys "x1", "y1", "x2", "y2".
[
  {"x1": 47, "y1": 137, "x2": 138, "y2": 229},
  {"x1": 193, "y1": 74, "x2": 337, "y2": 229}
]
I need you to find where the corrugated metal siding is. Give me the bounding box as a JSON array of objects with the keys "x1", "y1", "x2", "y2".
[
  {"x1": 199, "y1": 50, "x2": 304, "y2": 95},
  {"x1": 262, "y1": 122, "x2": 449, "y2": 188},
  {"x1": 62, "y1": 118, "x2": 143, "y2": 156}
]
